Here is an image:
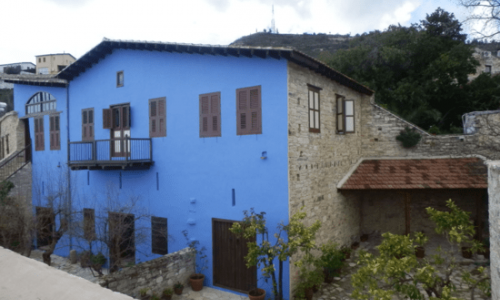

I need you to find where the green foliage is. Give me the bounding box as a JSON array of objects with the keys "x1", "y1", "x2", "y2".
[
  {"x1": 351, "y1": 200, "x2": 490, "y2": 300},
  {"x1": 319, "y1": 242, "x2": 345, "y2": 277},
  {"x1": 162, "y1": 288, "x2": 173, "y2": 296},
  {"x1": 321, "y1": 8, "x2": 499, "y2": 133},
  {"x1": 174, "y1": 282, "x2": 183, "y2": 289},
  {"x1": 396, "y1": 127, "x2": 422, "y2": 148},
  {"x1": 428, "y1": 125, "x2": 441, "y2": 135},
  {"x1": 139, "y1": 287, "x2": 149, "y2": 296},
  {"x1": 0, "y1": 181, "x2": 14, "y2": 206},
  {"x1": 182, "y1": 230, "x2": 208, "y2": 275},
  {"x1": 295, "y1": 267, "x2": 324, "y2": 298},
  {"x1": 90, "y1": 252, "x2": 107, "y2": 266},
  {"x1": 230, "y1": 207, "x2": 321, "y2": 300},
  {"x1": 150, "y1": 293, "x2": 160, "y2": 300}
]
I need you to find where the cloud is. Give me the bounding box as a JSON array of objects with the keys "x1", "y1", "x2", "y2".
[
  {"x1": 206, "y1": 0, "x2": 231, "y2": 12},
  {"x1": 43, "y1": 0, "x2": 94, "y2": 7}
]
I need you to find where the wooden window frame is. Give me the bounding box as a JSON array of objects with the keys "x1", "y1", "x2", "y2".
[
  {"x1": 83, "y1": 208, "x2": 96, "y2": 241},
  {"x1": 336, "y1": 95, "x2": 355, "y2": 134},
  {"x1": 117, "y1": 71, "x2": 124, "y2": 87},
  {"x1": 82, "y1": 108, "x2": 94, "y2": 141},
  {"x1": 236, "y1": 85, "x2": 262, "y2": 136},
  {"x1": 25, "y1": 91, "x2": 57, "y2": 116},
  {"x1": 151, "y1": 216, "x2": 168, "y2": 255},
  {"x1": 34, "y1": 116, "x2": 44, "y2": 151},
  {"x1": 149, "y1": 97, "x2": 166, "y2": 138},
  {"x1": 308, "y1": 85, "x2": 321, "y2": 133},
  {"x1": 199, "y1": 92, "x2": 221, "y2": 137}
]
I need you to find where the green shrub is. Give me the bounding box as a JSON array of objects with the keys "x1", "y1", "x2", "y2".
[
  {"x1": 319, "y1": 242, "x2": 344, "y2": 277},
  {"x1": 396, "y1": 126, "x2": 421, "y2": 148}
]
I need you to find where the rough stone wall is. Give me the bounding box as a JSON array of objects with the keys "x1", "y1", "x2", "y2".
[
  {"x1": 0, "y1": 111, "x2": 26, "y2": 161},
  {"x1": 488, "y1": 162, "x2": 500, "y2": 300},
  {"x1": 287, "y1": 61, "x2": 371, "y2": 291},
  {"x1": 99, "y1": 247, "x2": 195, "y2": 298},
  {"x1": 359, "y1": 189, "x2": 486, "y2": 239}
]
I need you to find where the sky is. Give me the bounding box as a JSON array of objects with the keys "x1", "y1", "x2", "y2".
[{"x1": 0, "y1": 0, "x2": 471, "y2": 65}]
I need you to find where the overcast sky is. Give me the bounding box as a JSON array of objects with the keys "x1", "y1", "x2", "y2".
[{"x1": 1, "y1": 0, "x2": 469, "y2": 65}]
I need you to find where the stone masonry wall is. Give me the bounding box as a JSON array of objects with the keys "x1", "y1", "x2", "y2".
[
  {"x1": 99, "y1": 247, "x2": 195, "y2": 298},
  {"x1": 0, "y1": 111, "x2": 26, "y2": 161},
  {"x1": 287, "y1": 61, "x2": 370, "y2": 291},
  {"x1": 488, "y1": 162, "x2": 500, "y2": 300}
]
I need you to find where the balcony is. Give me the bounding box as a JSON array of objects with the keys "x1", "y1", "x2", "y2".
[{"x1": 68, "y1": 138, "x2": 153, "y2": 170}]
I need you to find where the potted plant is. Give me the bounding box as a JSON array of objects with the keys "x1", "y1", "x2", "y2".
[
  {"x1": 319, "y1": 242, "x2": 344, "y2": 283},
  {"x1": 161, "y1": 288, "x2": 173, "y2": 300},
  {"x1": 173, "y1": 282, "x2": 184, "y2": 295},
  {"x1": 414, "y1": 231, "x2": 427, "y2": 259},
  {"x1": 183, "y1": 230, "x2": 208, "y2": 292},
  {"x1": 150, "y1": 293, "x2": 160, "y2": 300},
  {"x1": 351, "y1": 241, "x2": 359, "y2": 250},
  {"x1": 462, "y1": 246, "x2": 473, "y2": 259},
  {"x1": 89, "y1": 252, "x2": 107, "y2": 276},
  {"x1": 295, "y1": 267, "x2": 323, "y2": 300},
  {"x1": 248, "y1": 287, "x2": 266, "y2": 300},
  {"x1": 139, "y1": 288, "x2": 149, "y2": 300}
]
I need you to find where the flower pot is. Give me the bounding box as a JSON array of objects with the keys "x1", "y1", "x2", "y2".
[
  {"x1": 462, "y1": 247, "x2": 472, "y2": 259},
  {"x1": 351, "y1": 242, "x2": 359, "y2": 250},
  {"x1": 189, "y1": 274, "x2": 205, "y2": 292},
  {"x1": 161, "y1": 295, "x2": 172, "y2": 300},
  {"x1": 360, "y1": 234, "x2": 369, "y2": 242},
  {"x1": 341, "y1": 248, "x2": 351, "y2": 260},
  {"x1": 173, "y1": 287, "x2": 183, "y2": 295},
  {"x1": 415, "y1": 246, "x2": 425, "y2": 258},
  {"x1": 248, "y1": 288, "x2": 266, "y2": 300}
]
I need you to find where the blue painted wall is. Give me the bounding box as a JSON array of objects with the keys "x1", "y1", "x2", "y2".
[{"x1": 14, "y1": 49, "x2": 290, "y2": 298}]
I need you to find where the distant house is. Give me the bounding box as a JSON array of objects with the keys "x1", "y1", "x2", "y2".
[
  {"x1": 35, "y1": 53, "x2": 76, "y2": 75},
  {"x1": 6, "y1": 38, "x2": 491, "y2": 298},
  {"x1": 469, "y1": 47, "x2": 500, "y2": 80}
]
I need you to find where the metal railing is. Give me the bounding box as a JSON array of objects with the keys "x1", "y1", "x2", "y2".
[
  {"x1": 0, "y1": 144, "x2": 31, "y2": 181},
  {"x1": 69, "y1": 138, "x2": 152, "y2": 165}
]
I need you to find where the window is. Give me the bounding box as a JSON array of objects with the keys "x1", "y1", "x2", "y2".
[
  {"x1": 49, "y1": 114, "x2": 60, "y2": 150},
  {"x1": 151, "y1": 216, "x2": 168, "y2": 255},
  {"x1": 109, "y1": 212, "x2": 135, "y2": 267},
  {"x1": 43, "y1": 57, "x2": 46, "y2": 62},
  {"x1": 83, "y1": 208, "x2": 95, "y2": 241},
  {"x1": 34, "y1": 117, "x2": 44, "y2": 151},
  {"x1": 82, "y1": 108, "x2": 94, "y2": 141},
  {"x1": 485, "y1": 65, "x2": 492, "y2": 73},
  {"x1": 149, "y1": 98, "x2": 166, "y2": 137},
  {"x1": 336, "y1": 95, "x2": 355, "y2": 134},
  {"x1": 236, "y1": 85, "x2": 262, "y2": 135},
  {"x1": 26, "y1": 91, "x2": 56, "y2": 115},
  {"x1": 38, "y1": 58, "x2": 41, "y2": 63},
  {"x1": 199, "y1": 92, "x2": 221, "y2": 137},
  {"x1": 308, "y1": 86, "x2": 321, "y2": 133},
  {"x1": 117, "y1": 71, "x2": 124, "y2": 87}
]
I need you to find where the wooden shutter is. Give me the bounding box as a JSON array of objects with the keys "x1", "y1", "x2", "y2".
[
  {"x1": 103, "y1": 108, "x2": 112, "y2": 129},
  {"x1": 149, "y1": 97, "x2": 166, "y2": 138},
  {"x1": 122, "y1": 106, "x2": 131, "y2": 129},
  {"x1": 151, "y1": 216, "x2": 168, "y2": 255},
  {"x1": 336, "y1": 95, "x2": 345, "y2": 133},
  {"x1": 236, "y1": 86, "x2": 261, "y2": 135},
  {"x1": 50, "y1": 115, "x2": 60, "y2": 150},
  {"x1": 345, "y1": 100, "x2": 355, "y2": 133},
  {"x1": 35, "y1": 117, "x2": 44, "y2": 151},
  {"x1": 199, "y1": 92, "x2": 221, "y2": 137}
]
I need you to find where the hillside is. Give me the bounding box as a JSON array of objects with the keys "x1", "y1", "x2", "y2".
[{"x1": 230, "y1": 32, "x2": 351, "y2": 58}]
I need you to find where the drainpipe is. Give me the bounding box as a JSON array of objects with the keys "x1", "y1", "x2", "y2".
[{"x1": 66, "y1": 83, "x2": 72, "y2": 250}]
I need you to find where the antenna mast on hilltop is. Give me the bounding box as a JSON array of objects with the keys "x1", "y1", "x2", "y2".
[{"x1": 271, "y1": 5, "x2": 276, "y2": 33}]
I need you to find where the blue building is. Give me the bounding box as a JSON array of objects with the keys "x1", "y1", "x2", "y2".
[{"x1": 8, "y1": 38, "x2": 374, "y2": 299}]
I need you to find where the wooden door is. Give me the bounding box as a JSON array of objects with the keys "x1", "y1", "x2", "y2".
[
  {"x1": 212, "y1": 218, "x2": 256, "y2": 293},
  {"x1": 110, "y1": 104, "x2": 130, "y2": 157}
]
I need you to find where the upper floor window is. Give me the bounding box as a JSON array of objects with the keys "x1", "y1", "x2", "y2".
[
  {"x1": 117, "y1": 71, "x2": 124, "y2": 87},
  {"x1": 337, "y1": 95, "x2": 355, "y2": 134},
  {"x1": 34, "y1": 116, "x2": 44, "y2": 151},
  {"x1": 485, "y1": 65, "x2": 492, "y2": 73},
  {"x1": 199, "y1": 92, "x2": 221, "y2": 137},
  {"x1": 308, "y1": 85, "x2": 321, "y2": 133},
  {"x1": 82, "y1": 108, "x2": 94, "y2": 141},
  {"x1": 26, "y1": 91, "x2": 56, "y2": 115},
  {"x1": 49, "y1": 114, "x2": 60, "y2": 150},
  {"x1": 236, "y1": 86, "x2": 261, "y2": 135},
  {"x1": 149, "y1": 98, "x2": 166, "y2": 138}
]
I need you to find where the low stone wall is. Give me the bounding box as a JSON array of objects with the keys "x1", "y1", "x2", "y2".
[
  {"x1": 487, "y1": 162, "x2": 500, "y2": 300},
  {"x1": 99, "y1": 248, "x2": 195, "y2": 298}
]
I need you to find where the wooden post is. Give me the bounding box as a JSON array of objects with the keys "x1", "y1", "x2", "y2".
[{"x1": 405, "y1": 192, "x2": 411, "y2": 235}]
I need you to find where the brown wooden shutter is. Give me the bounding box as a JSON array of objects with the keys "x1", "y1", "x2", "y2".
[
  {"x1": 103, "y1": 108, "x2": 112, "y2": 129},
  {"x1": 50, "y1": 115, "x2": 60, "y2": 150},
  {"x1": 199, "y1": 92, "x2": 221, "y2": 137},
  {"x1": 237, "y1": 86, "x2": 261, "y2": 135},
  {"x1": 149, "y1": 98, "x2": 166, "y2": 138},
  {"x1": 35, "y1": 117, "x2": 44, "y2": 151},
  {"x1": 151, "y1": 216, "x2": 168, "y2": 255}
]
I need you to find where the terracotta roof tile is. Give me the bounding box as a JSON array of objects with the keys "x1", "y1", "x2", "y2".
[{"x1": 339, "y1": 158, "x2": 487, "y2": 190}]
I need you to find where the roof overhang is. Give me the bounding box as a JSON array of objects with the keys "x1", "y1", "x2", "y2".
[
  {"x1": 338, "y1": 156, "x2": 488, "y2": 191},
  {"x1": 0, "y1": 74, "x2": 67, "y2": 87},
  {"x1": 56, "y1": 38, "x2": 373, "y2": 96}
]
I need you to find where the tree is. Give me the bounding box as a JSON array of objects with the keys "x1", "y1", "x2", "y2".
[
  {"x1": 458, "y1": 0, "x2": 500, "y2": 39},
  {"x1": 323, "y1": 8, "x2": 485, "y2": 133},
  {"x1": 229, "y1": 208, "x2": 321, "y2": 300},
  {"x1": 351, "y1": 200, "x2": 491, "y2": 300}
]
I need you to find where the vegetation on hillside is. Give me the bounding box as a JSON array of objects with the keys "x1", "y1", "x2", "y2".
[{"x1": 320, "y1": 8, "x2": 500, "y2": 133}]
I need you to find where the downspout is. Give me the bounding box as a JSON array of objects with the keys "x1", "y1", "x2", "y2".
[{"x1": 66, "y1": 83, "x2": 72, "y2": 249}]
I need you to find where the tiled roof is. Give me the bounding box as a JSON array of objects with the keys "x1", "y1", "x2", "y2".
[
  {"x1": 339, "y1": 158, "x2": 487, "y2": 190},
  {"x1": 0, "y1": 73, "x2": 67, "y2": 87}
]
